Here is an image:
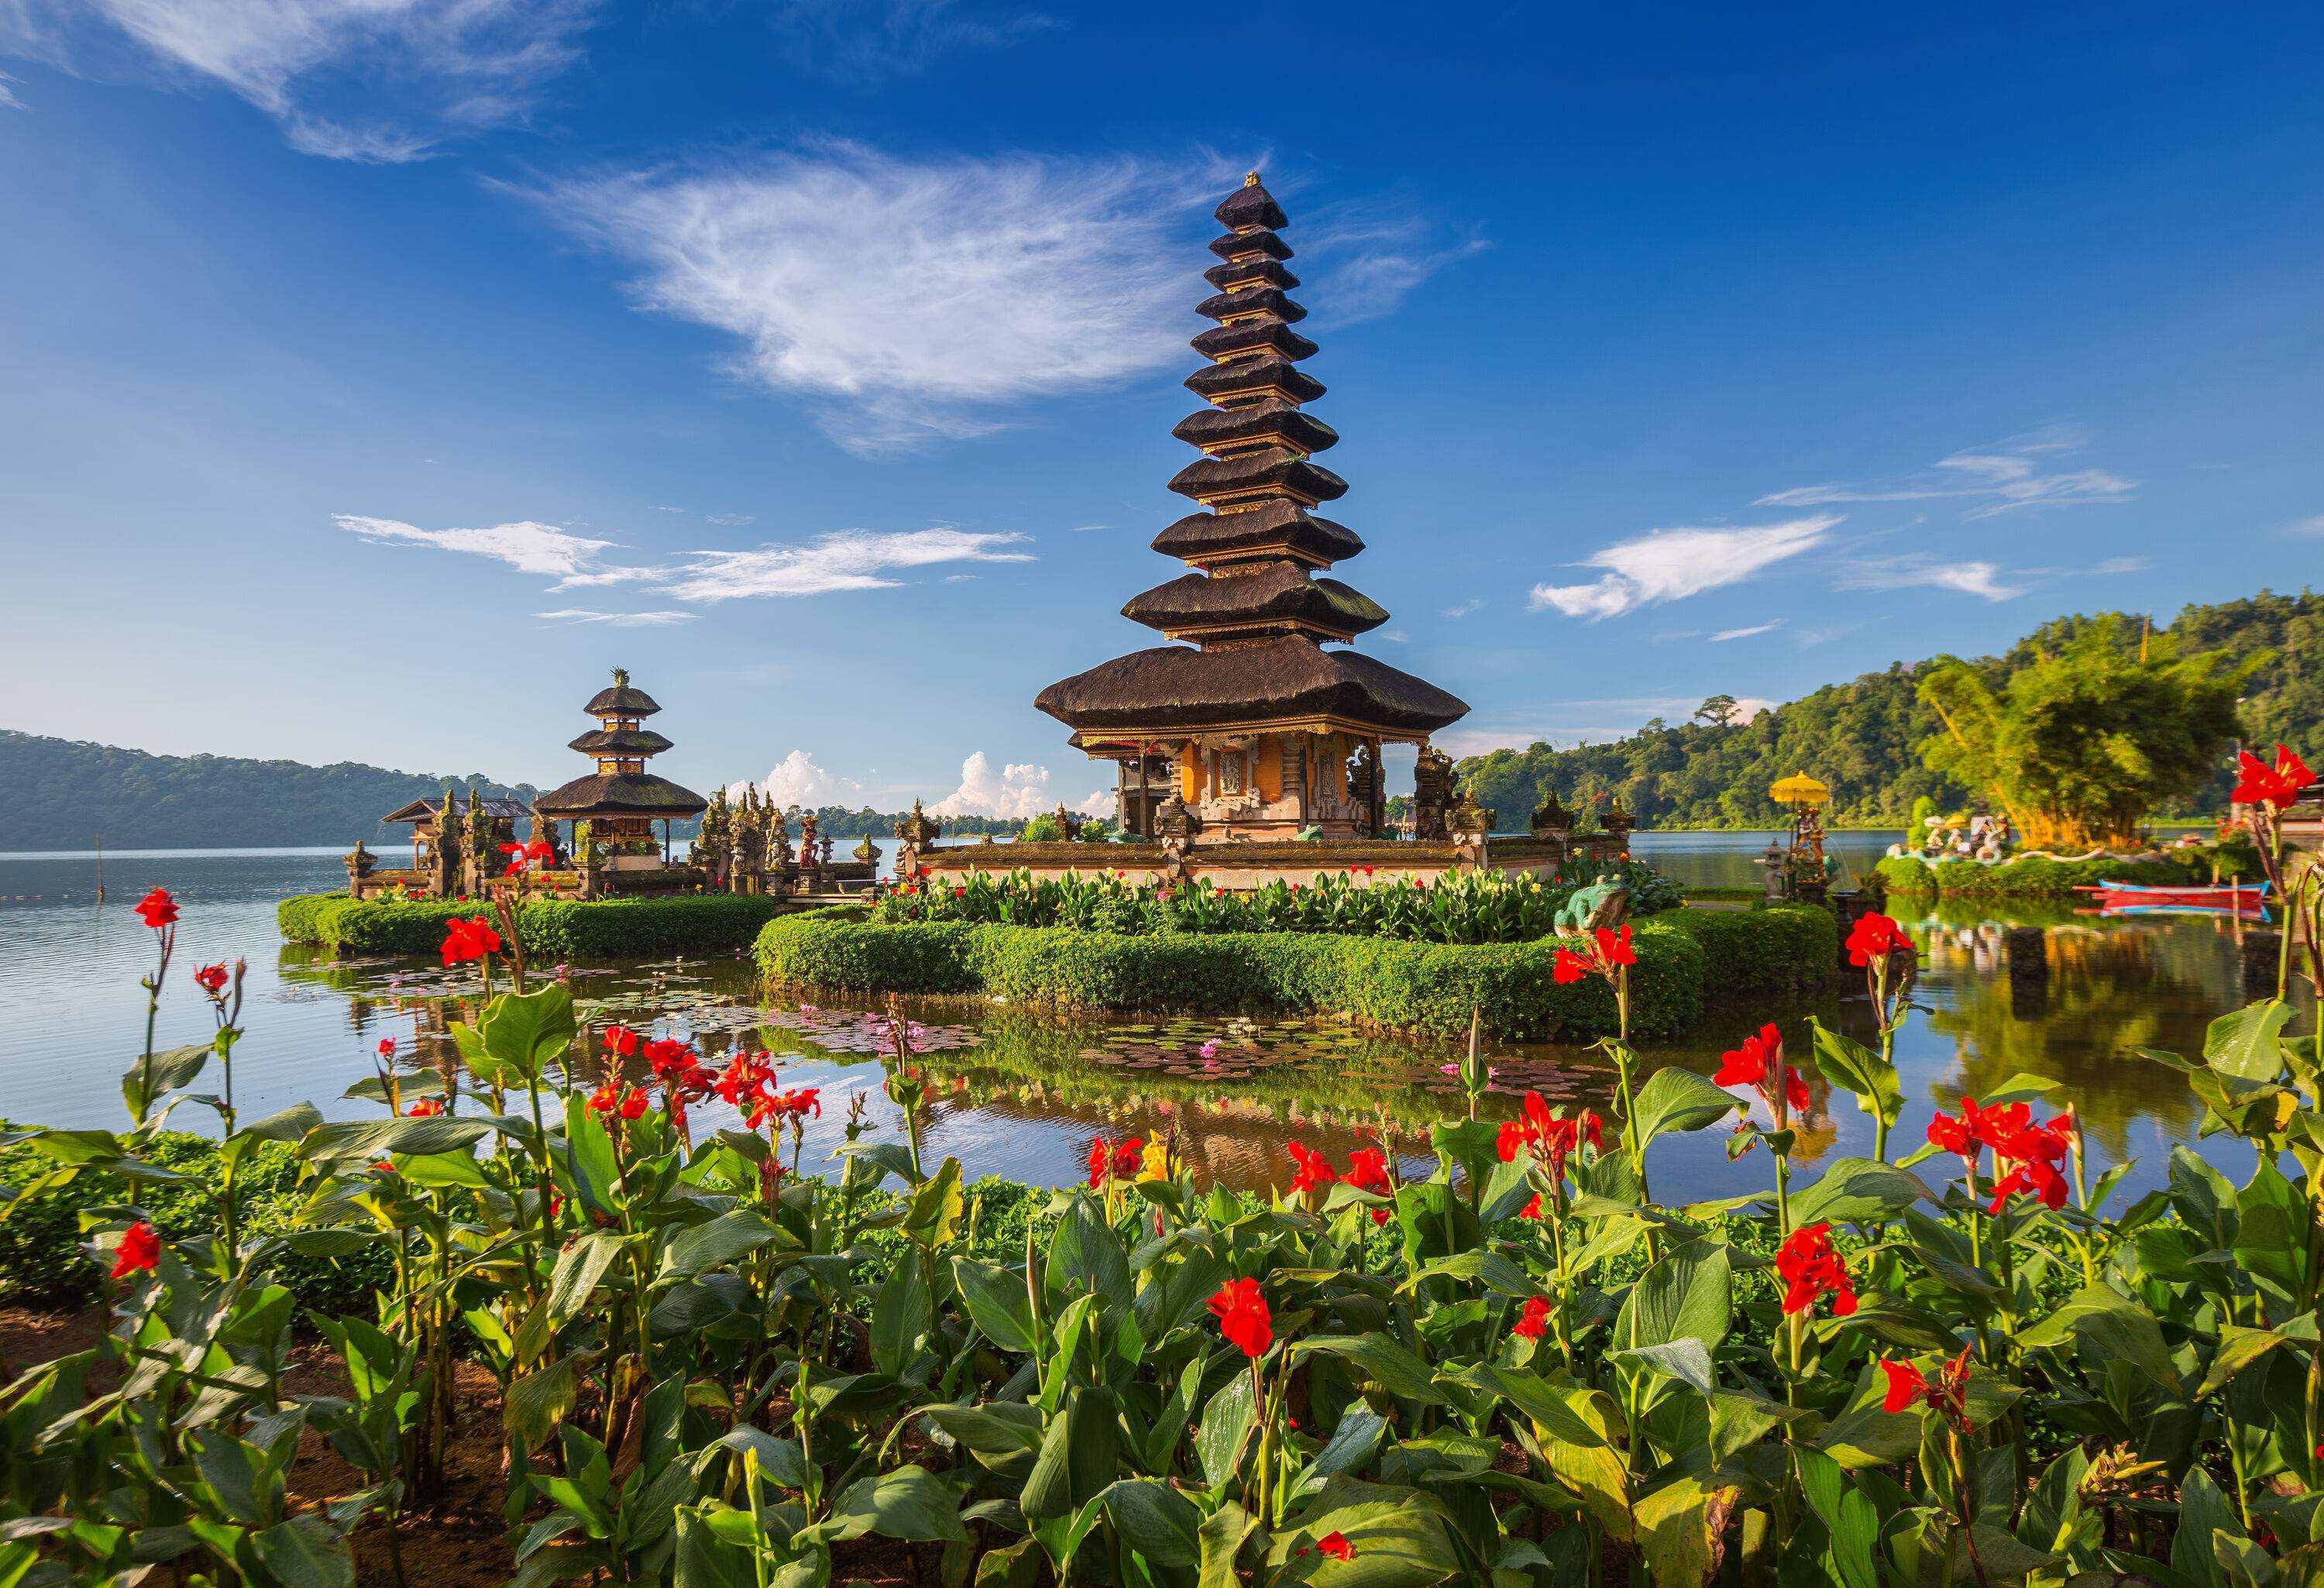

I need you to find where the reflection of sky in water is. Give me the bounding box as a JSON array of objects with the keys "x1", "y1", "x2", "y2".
[{"x1": 0, "y1": 843, "x2": 2308, "y2": 1205}]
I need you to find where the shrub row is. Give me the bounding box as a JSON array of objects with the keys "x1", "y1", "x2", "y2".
[
  {"x1": 0, "y1": 1135, "x2": 394, "y2": 1312},
  {"x1": 1875, "y1": 849, "x2": 2243, "y2": 899},
  {"x1": 277, "y1": 892, "x2": 785, "y2": 957},
  {"x1": 754, "y1": 905, "x2": 1835, "y2": 1040}
]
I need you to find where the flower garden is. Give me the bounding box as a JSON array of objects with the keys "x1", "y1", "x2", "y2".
[{"x1": 2, "y1": 748, "x2": 2322, "y2": 1588}]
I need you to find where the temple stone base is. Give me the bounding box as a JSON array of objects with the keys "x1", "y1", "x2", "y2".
[{"x1": 910, "y1": 834, "x2": 1630, "y2": 892}]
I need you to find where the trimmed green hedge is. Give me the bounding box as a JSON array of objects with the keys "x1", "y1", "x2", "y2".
[
  {"x1": 754, "y1": 905, "x2": 1835, "y2": 1040},
  {"x1": 278, "y1": 892, "x2": 784, "y2": 957},
  {"x1": 1656, "y1": 905, "x2": 1840, "y2": 1000},
  {"x1": 1875, "y1": 851, "x2": 2232, "y2": 899}
]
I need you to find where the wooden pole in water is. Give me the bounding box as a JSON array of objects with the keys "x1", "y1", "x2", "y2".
[{"x1": 94, "y1": 833, "x2": 105, "y2": 902}]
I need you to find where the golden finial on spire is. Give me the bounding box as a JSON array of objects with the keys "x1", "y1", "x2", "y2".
[{"x1": 1244, "y1": 170, "x2": 1260, "y2": 187}]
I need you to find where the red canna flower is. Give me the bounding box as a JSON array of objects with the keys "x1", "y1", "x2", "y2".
[
  {"x1": 586, "y1": 1081, "x2": 647, "y2": 1120},
  {"x1": 1520, "y1": 1193, "x2": 1545, "y2": 1221},
  {"x1": 192, "y1": 962, "x2": 229, "y2": 995},
  {"x1": 1312, "y1": 1533, "x2": 1356, "y2": 1562},
  {"x1": 1714, "y1": 1023, "x2": 1810, "y2": 1114},
  {"x1": 438, "y1": 914, "x2": 501, "y2": 968},
  {"x1": 603, "y1": 1024, "x2": 643, "y2": 1058},
  {"x1": 1880, "y1": 1345, "x2": 1975, "y2": 1428},
  {"x1": 377, "y1": 1037, "x2": 397, "y2": 1058},
  {"x1": 1879, "y1": 1358, "x2": 1930, "y2": 1413},
  {"x1": 133, "y1": 887, "x2": 179, "y2": 929},
  {"x1": 109, "y1": 1218, "x2": 160, "y2": 1277},
  {"x1": 525, "y1": 838, "x2": 555, "y2": 861},
  {"x1": 1287, "y1": 1141, "x2": 1337, "y2": 1198},
  {"x1": 404, "y1": 1097, "x2": 445, "y2": 1117},
  {"x1": 1343, "y1": 1147, "x2": 1394, "y2": 1224},
  {"x1": 1594, "y1": 923, "x2": 1635, "y2": 967},
  {"x1": 2233, "y1": 745, "x2": 2316, "y2": 811},
  {"x1": 1925, "y1": 1107, "x2": 1977, "y2": 1160},
  {"x1": 1113, "y1": 1137, "x2": 1144, "y2": 1177},
  {"x1": 1844, "y1": 912, "x2": 1911, "y2": 969},
  {"x1": 370, "y1": 1158, "x2": 397, "y2": 1174},
  {"x1": 1512, "y1": 1295, "x2": 1552, "y2": 1339},
  {"x1": 1551, "y1": 947, "x2": 1593, "y2": 985},
  {"x1": 1085, "y1": 1138, "x2": 1112, "y2": 1189},
  {"x1": 1774, "y1": 1222, "x2": 1858, "y2": 1317},
  {"x1": 1208, "y1": 1277, "x2": 1273, "y2": 1358}
]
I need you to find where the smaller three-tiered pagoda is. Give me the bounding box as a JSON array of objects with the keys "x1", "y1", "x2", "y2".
[
  {"x1": 1036, "y1": 174, "x2": 1470, "y2": 842},
  {"x1": 535, "y1": 669, "x2": 707, "y2": 863}
]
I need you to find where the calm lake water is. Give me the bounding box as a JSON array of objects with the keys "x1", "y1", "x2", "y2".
[{"x1": 0, "y1": 834, "x2": 2300, "y2": 1205}]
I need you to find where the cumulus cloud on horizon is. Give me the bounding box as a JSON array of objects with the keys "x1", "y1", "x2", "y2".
[{"x1": 927, "y1": 751, "x2": 1109, "y2": 820}]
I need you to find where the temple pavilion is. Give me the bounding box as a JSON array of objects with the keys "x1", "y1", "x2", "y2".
[
  {"x1": 535, "y1": 669, "x2": 708, "y2": 867},
  {"x1": 1035, "y1": 174, "x2": 1470, "y2": 842}
]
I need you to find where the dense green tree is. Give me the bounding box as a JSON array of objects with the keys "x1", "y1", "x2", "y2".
[{"x1": 1918, "y1": 614, "x2": 2251, "y2": 847}]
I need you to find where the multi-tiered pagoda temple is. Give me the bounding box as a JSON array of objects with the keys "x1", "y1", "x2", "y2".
[
  {"x1": 1037, "y1": 174, "x2": 1469, "y2": 842},
  {"x1": 535, "y1": 669, "x2": 707, "y2": 863}
]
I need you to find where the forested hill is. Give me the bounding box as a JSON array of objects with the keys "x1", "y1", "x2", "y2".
[
  {"x1": 0, "y1": 730, "x2": 1041, "y2": 851},
  {"x1": 0, "y1": 732, "x2": 539, "y2": 851},
  {"x1": 1455, "y1": 587, "x2": 2320, "y2": 830}
]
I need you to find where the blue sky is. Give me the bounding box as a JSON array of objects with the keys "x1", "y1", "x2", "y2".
[{"x1": 2, "y1": 2, "x2": 2317, "y2": 817}]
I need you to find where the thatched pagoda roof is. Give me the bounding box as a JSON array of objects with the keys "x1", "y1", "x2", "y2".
[
  {"x1": 1150, "y1": 502, "x2": 1363, "y2": 567},
  {"x1": 1215, "y1": 177, "x2": 1289, "y2": 232},
  {"x1": 1204, "y1": 258, "x2": 1299, "y2": 292},
  {"x1": 1122, "y1": 562, "x2": 1387, "y2": 637},
  {"x1": 1168, "y1": 449, "x2": 1349, "y2": 507},
  {"x1": 584, "y1": 681, "x2": 662, "y2": 717},
  {"x1": 1207, "y1": 228, "x2": 1292, "y2": 263},
  {"x1": 535, "y1": 772, "x2": 706, "y2": 820},
  {"x1": 1037, "y1": 638, "x2": 1466, "y2": 735},
  {"x1": 568, "y1": 727, "x2": 674, "y2": 756},
  {"x1": 381, "y1": 793, "x2": 529, "y2": 825},
  {"x1": 1184, "y1": 356, "x2": 1325, "y2": 405},
  {"x1": 1171, "y1": 400, "x2": 1339, "y2": 457}
]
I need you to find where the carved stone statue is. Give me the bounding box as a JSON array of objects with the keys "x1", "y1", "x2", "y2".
[
  {"x1": 892, "y1": 798, "x2": 941, "y2": 877},
  {"x1": 343, "y1": 838, "x2": 376, "y2": 898},
  {"x1": 1411, "y1": 746, "x2": 1455, "y2": 841},
  {"x1": 1555, "y1": 871, "x2": 1631, "y2": 935}
]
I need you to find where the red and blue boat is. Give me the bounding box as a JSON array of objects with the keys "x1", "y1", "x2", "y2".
[{"x1": 2073, "y1": 878, "x2": 2271, "y2": 919}]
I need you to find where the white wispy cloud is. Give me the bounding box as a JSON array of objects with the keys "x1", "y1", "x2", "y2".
[
  {"x1": 1710, "y1": 621, "x2": 1782, "y2": 641},
  {"x1": 1840, "y1": 555, "x2": 2023, "y2": 602},
  {"x1": 0, "y1": 69, "x2": 25, "y2": 108},
  {"x1": 1377, "y1": 630, "x2": 1411, "y2": 643},
  {"x1": 1069, "y1": 523, "x2": 1111, "y2": 533},
  {"x1": 2, "y1": 0, "x2": 599, "y2": 161},
  {"x1": 2291, "y1": 516, "x2": 2324, "y2": 537},
  {"x1": 769, "y1": 0, "x2": 1057, "y2": 80},
  {"x1": 2092, "y1": 556, "x2": 2150, "y2": 575},
  {"x1": 1529, "y1": 516, "x2": 1838, "y2": 620},
  {"x1": 1442, "y1": 599, "x2": 1483, "y2": 619},
  {"x1": 535, "y1": 608, "x2": 693, "y2": 626},
  {"x1": 334, "y1": 514, "x2": 615, "y2": 578},
  {"x1": 336, "y1": 514, "x2": 1033, "y2": 600},
  {"x1": 658, "y1": 528, "x2": 1033, "y2": 600},
  {"x1": 523, "y1": 146, "x2": 1223, "y2": 454},
  {"x1": 1758, "y1": 431, "x2": 2134, "y2": 520},
  {"x1": 1298, "y1": 204, "x2": 1488, "y2": 325},
  {"x1": 704, "y1": 513, "x2": 755, "y2": 527},
  {"x1": 522, "y1": 147, "x2": 1479, "y2": 455}
]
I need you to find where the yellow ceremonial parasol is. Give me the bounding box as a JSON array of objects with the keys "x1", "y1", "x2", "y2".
[{"x1": 1768, "y1": 772, "x2": 1831, "y2": 807}]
